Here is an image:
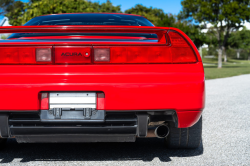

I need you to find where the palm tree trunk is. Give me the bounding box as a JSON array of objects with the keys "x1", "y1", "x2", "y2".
[{"x1": 218, "y1": 48, "x2": 222, "y2": 68}]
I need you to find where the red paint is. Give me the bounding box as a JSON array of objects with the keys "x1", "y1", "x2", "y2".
[
  {"x1": 0, "y1": 25, "x2": 205, "y2": 128},
  {"x1": 176, "y1": 110, "x2": 203, "y2": 128}
]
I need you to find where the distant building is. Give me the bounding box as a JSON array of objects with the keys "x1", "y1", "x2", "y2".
[
  {"x1": 0, "y1": 17, "x2": 11, "y2": 26},
  {"x1": 0, "y1": 17, "x2": 12, "y2": 39}
]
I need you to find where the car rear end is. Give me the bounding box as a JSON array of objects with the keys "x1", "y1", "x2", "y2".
[{"x1": 0, "y1": 14, "x2": 204, "y2": 149}]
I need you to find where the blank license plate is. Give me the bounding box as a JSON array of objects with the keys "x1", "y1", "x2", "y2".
[{"x1": 49, "y1": 92, "x2": 96, "y2": 109}]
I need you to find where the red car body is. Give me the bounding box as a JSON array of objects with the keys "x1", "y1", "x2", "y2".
[{"x1": 0, "y1": 14, "x2": 204, "y2": 146}]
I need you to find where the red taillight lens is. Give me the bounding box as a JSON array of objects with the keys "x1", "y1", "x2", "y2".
[
  {"x1": 0, "y1": 31, "x2": 197, "y2": 65},
  {"x1": 54, "y1": 46, "x2": 91, "y2": 64},
  {"x1": 96, "y1": 93, "x2": 105, "y2": 110},
  {"x1": 94, "y1": 48, "x2": 110, "y2": 62},
  {"x1": 168, "y1": 31, "x2": 197, "y2": 63},
  {"x1": 0, "y1": 47, "x2": 35, "y2": 64},
  {"x1": 0, "y1": 47, "x2": 52, "y2": 64},
  {"x1": 94, "y1": 46, "x2": 171, "y2": 64},
  {"x1": 40, "y1": 93, "x2": 49, "y2": 110},
  {"x1": 36, "y1": 48, "x2": 52, "y2": 62}
]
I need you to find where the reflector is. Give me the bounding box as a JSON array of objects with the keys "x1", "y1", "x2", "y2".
[
  {"x1": 40, "y1": 93, "x2": 49, "y2": 110},
  {"x1": 96, "y1": 93, "x2": 105, "y2": 110}
]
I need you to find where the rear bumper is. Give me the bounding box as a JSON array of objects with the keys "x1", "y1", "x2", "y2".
[
  {"x1": 1, "y1": 110, "x2": 198, "y2": 143},
  {"x1": 0, "y1": 109, "x2": 202, "y2": 142},
  {"x1": 0, "y1": 63, "x2": 205, "y2": 128}
]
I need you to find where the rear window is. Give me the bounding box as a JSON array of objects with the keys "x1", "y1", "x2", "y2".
[
  {"x1": 24, "y1": 13, "x2": 154, "y2": 26},
  {"x1": 8, "y1": 14, "x2": 156, "y2": 39}
]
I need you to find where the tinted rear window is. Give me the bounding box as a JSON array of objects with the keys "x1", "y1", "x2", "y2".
[
  {"x1": 8, "y1": 14, "x2": 156, "y2": 39},
  {"x1": 24, "y1": 14, "x2": 154, "y2": 26}
]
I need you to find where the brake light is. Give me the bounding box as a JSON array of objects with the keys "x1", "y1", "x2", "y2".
[
  {"x1": 0, "y1": 47, "x2": 52, "y2": 64},
  {"x1": 40, "y1": 93, "x2": 49, "y2": 110},
  {"x1": 168, "y1": 31, "x2": 197, "y2": 63}
]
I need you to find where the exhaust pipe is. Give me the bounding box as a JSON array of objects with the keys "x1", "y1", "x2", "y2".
[
  {"x1": 155, "y1": 125, "x2": 169, "y2": 138},
  {"x1": 146, "y1": 125, "x2": 169, "y2": 138}
]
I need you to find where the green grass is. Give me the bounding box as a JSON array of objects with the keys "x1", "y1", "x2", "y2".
[{"x1": 202, "y1": 58, "x2": 250, "y2": 80}]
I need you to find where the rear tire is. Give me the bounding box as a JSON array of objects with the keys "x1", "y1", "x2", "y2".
[
  {"x1": 165, "y1": 116, "x2": 202, "y2": 149},
  {"x1": 0, "y1": 138, "x2": 7, "y2": 150}
]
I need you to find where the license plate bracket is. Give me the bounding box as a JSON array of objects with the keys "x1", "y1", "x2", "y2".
[{"x1": 40, "y1": 109, "x2": 105, "y2": 123}]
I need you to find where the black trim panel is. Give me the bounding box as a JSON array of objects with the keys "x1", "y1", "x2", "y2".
[
  {"x1": 10, "y1": 126, "x2": 137, "y2": 135},
  {"x1": 15, "y1": 134, "x2": 136, "y2": 143}
]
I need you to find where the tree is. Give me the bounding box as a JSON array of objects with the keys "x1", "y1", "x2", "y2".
[
  {"x1": 126, "y1": 5, "x2": 205, "y2": 48},
  {"x1": 0, "y1": 0, "x2": 25, "y2": 26},
  {"x1": 173, "y1": 20, "x2": 205, "y2": 48},
  {"x1": 125, "y1": 4, "x2": 164, "y2": 26},
  {"x1": 0, "y1": 0, "x2": 20, "y2": 15},
  {"x1": 179, "y1": 0, "x2": 250, "y2": 68},
  {"x1": 5, "y1": 0, "x2": 121, "y2": 26},
  {"x1": 227, "y1": 27, "x2": 250, "y2": 60}
]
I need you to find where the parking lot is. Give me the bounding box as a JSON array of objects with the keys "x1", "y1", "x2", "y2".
[{"x1": 0, "y1": 74, "x2": 250, "y2": 165}]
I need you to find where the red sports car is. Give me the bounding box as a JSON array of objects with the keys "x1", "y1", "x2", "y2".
[{"x1": 0, "y1": 13, "x2": 204, "y2": 149}]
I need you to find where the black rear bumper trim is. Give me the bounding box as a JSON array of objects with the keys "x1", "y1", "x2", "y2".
[
  {"x1": 15, "y1": 134, "x2": 136, "y2": 143},
  {"x1": 10, "y1": 126, "x2": 137, "y2": 135}
]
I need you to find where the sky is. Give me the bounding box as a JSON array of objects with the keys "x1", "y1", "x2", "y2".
[
  {"x1": 94, "y1": 0, "x2": 183, "y2": 14},
  {"x1": 0, "y1": 0, "x2": 183, "y2": 21}
]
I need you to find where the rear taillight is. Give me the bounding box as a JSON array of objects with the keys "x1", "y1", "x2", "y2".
[
  {"x1": 40, "y1": 93, "x2": 49, "y2": 110},
  {"x1": 93, "y1": 46, "x2": 172, "y2": 63},
  {"x1": 168, "y1": 31, "x2": 197, "y2": 63},
  {"x1": 0, "y1": 47, "x2": 52, "y2": 64},
  {"x1": 0, "y1": 30, "x2": 197, "y2": 64}
]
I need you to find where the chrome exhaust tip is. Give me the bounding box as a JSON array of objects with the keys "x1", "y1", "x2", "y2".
[{"x1": 154, "y1": 125, "x2": 169, "y2": 138}]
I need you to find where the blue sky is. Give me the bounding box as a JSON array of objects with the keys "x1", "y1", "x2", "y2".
[
  {"x1": 0, "y1": 0, "x2": 182, "y2": 21},
  {"x1": 94, "y1": 0, "x2": 183, "y2": 15}
]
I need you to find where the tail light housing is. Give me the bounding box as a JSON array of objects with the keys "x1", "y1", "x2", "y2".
[
  {"x1": 93, "y1": 46, "x2": 172, "y2": 64},
  {"x1": 168, "y1": 31, "x2": 197, "y2": 63},
  {"x1": 0, "y1": 30, "x2": 197, "y2": 64},
  {"x1": 0, "y1": 47, "x2": 52, "y2": 64}
]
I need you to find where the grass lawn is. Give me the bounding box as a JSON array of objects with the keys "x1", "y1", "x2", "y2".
[{"x1": 202, "y1": 58, "x2": 250, "y2": 80}]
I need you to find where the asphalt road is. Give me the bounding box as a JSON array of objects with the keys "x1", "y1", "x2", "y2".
[{"x1": 1, "y1": 74, "x2": 250, "y2": 165}]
